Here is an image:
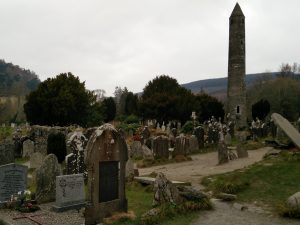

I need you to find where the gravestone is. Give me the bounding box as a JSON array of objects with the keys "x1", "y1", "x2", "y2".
[
  {"x1": 85, "y1": 124, "x2": 128, "y2": 225},
  {"x1": 125, "y1": 158, "x2": 134, "y2": 181},
  {"x1": 224, "y1": 133, "x2": 232, "y2": 146},
  {"x1": 0, "y1": 163, "x2": 27, "y2": 202},
  {"x1": 152, "y1": 136, "x2": 169, "y2": 159},
  {"x1": 188, "y1": 135, "x2": 199, "y2": 153},
  {"x1": 36, "y1": 154, "x2": 61, "y2": 203},
  {"x1": 0, "y1": 140, "x2": 14, "y2": 166},
  {"x1": 174, "y1": 135, "x2": 189, "y2": 156},
  {"x1": 142, "y1": 145, "x2": 154, "y2": 160},
  {"x1": 193, "y1": 126, "x2": 204, "y2": 148},
  {"x1": 272, "y1": 113, "x2": 300, "y2": 148},
  {"x1": 65, "y1": 153, "x2": 77, "y2": 175},
  {"x1": 218, "y1": 142, "x2": 229, "y2": 164},
  {"x1": 30, "y1": 152, "x2": 44, "y2": 169},
  {"x1": 52, "y1": 174, "x2": 85, "y2": 212},
  {"x1": 130, "y1": 141, "x2": 143, "y2": 159},
  {"x1": 22, "y1": 140, "x2": 34, "y2": 158},
  {"x1": 236, "y1": 145, "x2": 248, "y2": 158},
  {"x1": 141, "y1": 126, "x2": 151, "y2": 144}
]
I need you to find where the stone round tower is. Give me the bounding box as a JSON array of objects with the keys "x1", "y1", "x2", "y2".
[{"x1": 227, "y1": 3, "x2": 247, "y2": 128}]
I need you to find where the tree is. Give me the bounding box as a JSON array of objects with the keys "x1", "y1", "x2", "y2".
[
  {"x1": 124, "y1": 92, "x2": 138, "y2": 116},
  {"x1": 251, "y1": 99, "x2": 270, "y2": 121},
  {"x1": 102, "y1": 97, "x2": 116, "y2": 122},
  {"x1": 139, "y1": 75, "x2": 195, "y2": 123},
  {"x1": 24, "y1": 73, "x2": 94, "y2": 126},
  {"x1": 193, "y1": 92, "x2": 225, "y2": 122}
]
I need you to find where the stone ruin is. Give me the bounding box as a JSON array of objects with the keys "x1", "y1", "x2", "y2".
[{"x1": 85, "y1": 124, "x2": 128, "y2": 225}]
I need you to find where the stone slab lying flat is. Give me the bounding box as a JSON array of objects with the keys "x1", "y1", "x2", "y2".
[
  {"x1": 134, "y1": 176, "x2": 191, "y2": 186},
  {"x1": 271, "y1": 113, "x2": 300, "y2": 148}
]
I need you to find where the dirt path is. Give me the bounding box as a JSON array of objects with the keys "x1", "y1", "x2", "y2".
[
  {"x1": 191, "y1": 199, "x2": 300, "y2": 225},
  {"x1": 139, "y1": 147, "x2": 272, "y2": 189}
]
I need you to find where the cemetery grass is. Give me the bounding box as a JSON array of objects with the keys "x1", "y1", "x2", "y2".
[
  {"x1": 109, "y1": 182, "x2": 200, "y2": 225},
  {"x1": 0, "y1": 126, "x2": 13, "y2": 141},
  {"x1": 202, "y1": 151, "x2": 300, "y2": 216}
]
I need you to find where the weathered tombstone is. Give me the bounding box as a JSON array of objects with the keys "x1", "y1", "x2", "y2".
[
  {"x1": 142, "y1": 144, "x2": 154, "y2": 160},
  {"x1": 85, "y1": 124, "x2": 128, "y2": 225},
  {"x1": 0, "y1": 163, "x2": 27, "y2": 202},
  {"x1": 141, "y1": 126, "x2": 151, "y2": 144},
  {"x1": 22, "y1": 140, "x2": 34, "y2": 158},
  {"x1": 218, "y1": 142, "x2": 229, "y2": 164},
  {"x1": 65, "y1": 153, "x2": 77, "y2": 175},
  {"x1": 174, "y1": 135, "x2": 189, "y2": 156},
  {"x1": 52, "y1": 174, "x2": 85, "y2": 211},
  {"x1": 152, "y1": 173, "x2": 182, "y2": 206},
  {"x1": 224, "y1": 133, "x2": 232, "y2": 146},
  {"x1": 36, "y1": 154, "x2": 61, "y2": 203},
  {"x1": 188, "y1": 135, "x2": 199, "y2": 153},
  {"x1": 193, "y1": 126, "x2": 204, "y2": 148},
  {"x1": 0, "y1": 140, "x2": 14, "y2": 166},
  {"x1": 152, "y1": 136, "x2": 169, "y2": 159},
  {"x1": 130, "y1": 141, "x2": 143, "y2": 159},
  {"x1": 236, "y1": 145, "x2": 248, "y2": 158},
  {"x1": 30, "y1": 152, "x2": 44, "y2": 169},
  {"x1": 125, "y1": 158, "x2": 134, "y2": 181}
]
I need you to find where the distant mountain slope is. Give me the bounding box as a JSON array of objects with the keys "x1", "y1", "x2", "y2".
[
  {"x1": 0, "y1": 59, "x2": 40, "y2": 96},
  {"x1": 0, "y1": 59, "x2": 40, "y2": 123},
  {"x1": 181, "y1": 73, "x2": 277, "y2": 100}
]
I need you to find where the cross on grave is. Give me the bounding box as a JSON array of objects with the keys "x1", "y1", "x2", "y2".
[{"x1": 13, "y1": 214, "x2": 46, "y2": 225}]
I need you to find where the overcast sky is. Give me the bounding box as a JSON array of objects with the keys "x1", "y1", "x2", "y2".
[{"x1": 1, "y1": 0, "x2": 299, "y2": 95}]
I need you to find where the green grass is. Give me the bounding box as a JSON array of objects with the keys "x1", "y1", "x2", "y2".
[
  {"x1": 109, "y1": 183, "x2": 203, "y2": 225},
  {"x1": 15, "y1": 157, "x2": 30, "y2": 165},
  {"x1": 202, "y1": 152, "x2": 300, "y2": 212},
  {"x1": 0, "y1": 126, "x2": 13, "y2": 142},
  {"x1": 0, "y1": 219, "x2": 6, "y2": 225}
]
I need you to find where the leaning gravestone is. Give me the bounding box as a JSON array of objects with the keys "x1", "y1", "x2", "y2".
[
  {"x1": 52, "y1": 174, "x2": 85, "y2": 212},
  {"x1": 0, "y1": 140, "x2": 14, "y2": 166},
  {"x1": 22, "y1": 139, "x2": 34, "y2": 158},
  {"x1": 85, "y1": 124, "x2": 128, "y2": 225},
  {"x1": 30, "y1": 152, "x2": 44, "y2": 169},
  {"x1": 36, "y1": 154, "x2": 61, "y2": 203},
  {"x1": 272, "y1": 113, "x2": 300, "y2": 148},
  {"x1": 0, "y1": 163, "x2": 27, "y2": 202}
]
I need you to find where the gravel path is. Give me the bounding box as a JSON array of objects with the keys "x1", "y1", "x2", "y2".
[
  {"x1": 139, "y1": 147, "x2": 272, "y2": 189},
  {"x1": 191, "y1": 199, "x2": 300, "y2": 225}
]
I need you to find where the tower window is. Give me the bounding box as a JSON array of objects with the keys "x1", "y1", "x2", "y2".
[{"x1": 236, "y1": 106, "x2": 240, "y2": 114}]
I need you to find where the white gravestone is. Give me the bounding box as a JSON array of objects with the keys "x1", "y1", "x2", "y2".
[
  {"x1": 52, "y1": 173, "x2": 85, "y2": 211},
  {"x1": 0, "y1": 163, "x2": 27, "y2": 202}
]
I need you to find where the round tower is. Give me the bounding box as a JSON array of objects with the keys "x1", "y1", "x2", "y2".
[{"x1": 227, "y1": 3, "x2": 247, "y2": 128}]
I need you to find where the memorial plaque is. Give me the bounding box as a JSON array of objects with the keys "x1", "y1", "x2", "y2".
[
  {"x1": 0, "y1": 163, "x2": 27, "y2": 202},
  {"x1": 99, "y1": 161, "x2": 118, "y2": 203},
  {"x1": 52, "y1": 174, "x2": 85, "y2": 211}
]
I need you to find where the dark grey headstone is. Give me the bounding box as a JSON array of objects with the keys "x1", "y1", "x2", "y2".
[
  {"x1": 0, "y1": 140, "x2": 14, "y2": 166},
  {"x1": 0, "y1": 163, "x2": 27, "y2": 202}
]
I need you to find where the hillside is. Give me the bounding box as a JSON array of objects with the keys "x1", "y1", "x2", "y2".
[
  {"x1": 0, "y1": 59, "x2": 40, "y2": 96},
  {"x1": 0, "y1": 60, "x2": 40, "y2": 123},
  {"x1": 181, "y1": 73, "x2": 277, "y2": 100}
]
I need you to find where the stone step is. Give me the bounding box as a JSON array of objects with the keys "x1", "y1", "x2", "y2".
[{"x1": 134, "y1": 176, "x2": 191, "y2": 186}]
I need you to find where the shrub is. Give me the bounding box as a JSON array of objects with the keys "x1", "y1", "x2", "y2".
[
  {"x1": 47, "y1": 132, "x2": 66, "y2": 163},
  {"x1": 124, "y1": 114, "x2": 140, "y2": 124},
  {"x1": 181, "y1": 121, "x2": 195, "y2": 134}
]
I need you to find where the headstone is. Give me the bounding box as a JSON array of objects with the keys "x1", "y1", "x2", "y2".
[
  {"x1": 85, "y1": 124, "x2": 128, "y2": 225},
  {"x1": 187, "y1": 135, "x2": 199, "y2": 153},
  {"x1": 193, "y1": 126, "x2": 204, "y2": 148},
  {"x1": 218, "y1": 142, "x2": 229, "y2": 164},
  {"x1": 171, "y1": 128, "x2": 177, "y2": 137},
  {"x1": 152, "y1": 136, "x2": 169, "y2": 159},
  {"x1": 272, "y1": 113, "x2": 300, "y2": 148},
  {"x1": 152, "y1": 173, "x2": 182, "y2": 207},
  {"x1": 22, "y1": 140, "x2": 34, "y2": 158},
  {"x1": 125, "y1": 158, "x2": 134, "y2": 181},
  {"x1": 0, "y1": 163, "x2": 27, "y2": 202},
  {"x1": 0, "y1": 140, "x2": 14, "y2": 166},
  {"x1": 236, "y1": 145, "x2": 248, "y2": 158},
  {"x1": 130, "y1": 141, "x2": 143, "y2": 159},
  {"x1": 65, "y1": 153, "x2": 77, "y2": 174},
  {"x1": 161, "y1": 123, "x2": 166, "y2": 132},
  {"x1": 174, "y1": 135, "x2": 189, "y2": 156},
  {"x1": 36, "y1": 154, "x2": 61, "y2": 203},
  {"x1": 224, "y1": 133, "x2": 232, "y2": 146},
  {"x1": 142, "y1": 145, "x2": 154, "y2": 160},
  {"x1": 141, "y1": 126, "x2": 151, "y2": 144},
  {"x1": 52, "y1": 174, "x2": 85, "y2": 211},
  {"x1": 30, "y1": 152, "x2": 44, "y2": 169}
]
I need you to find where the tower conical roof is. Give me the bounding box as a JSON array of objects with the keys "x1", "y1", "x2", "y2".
[{"x1": 230, "y1": 3, "x2": 244, "y2": 17}]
